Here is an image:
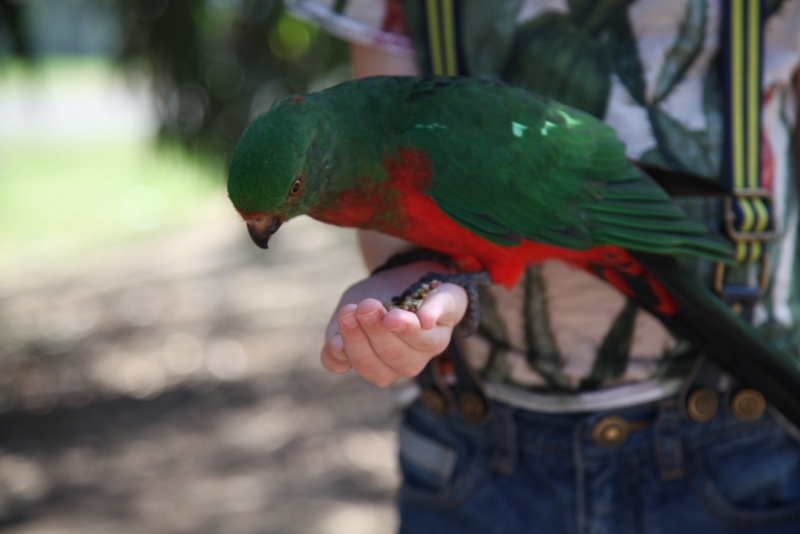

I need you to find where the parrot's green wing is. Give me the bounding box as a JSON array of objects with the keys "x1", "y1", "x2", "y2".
[{"x1": 394, "y1": 78, "x2": 731, "y2": 261}]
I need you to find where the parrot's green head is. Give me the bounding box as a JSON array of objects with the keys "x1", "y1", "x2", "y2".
[{"x1": 227, "y1": 94, "x2": 321, "y2": 249}]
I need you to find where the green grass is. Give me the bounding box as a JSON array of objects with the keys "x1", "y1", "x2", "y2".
[
  {"x1": 0, "y1": 140, "x2": 224, "y2": 270},
  {"x1": 0, "y1": 57, "x2": 226, "y2": 271}
]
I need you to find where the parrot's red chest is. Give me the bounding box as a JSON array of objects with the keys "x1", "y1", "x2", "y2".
[
  {"x1": 307, "y1": 148, "x2": 678, "y2": 314},
  {"x1": 309, "y1": 149, "x2": 583, "y2": 288}
]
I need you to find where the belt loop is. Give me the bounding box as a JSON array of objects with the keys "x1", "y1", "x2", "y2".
[
  {"x1": 489, "y1": 405, "x2": 516, "y2": 475},
  {"x1": 655, "y1": 402, "x2": 684, "y2": 481}
]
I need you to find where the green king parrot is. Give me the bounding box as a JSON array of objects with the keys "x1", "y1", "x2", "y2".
[{"x1": 227, "y1": 76, "x2": 800, "y2": 425}]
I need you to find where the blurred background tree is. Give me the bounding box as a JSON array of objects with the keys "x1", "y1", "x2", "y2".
[
  {"x1": 0, "y1": 0, "x2": 353, "y2": 266},
  {"x1": 118, "y1": 0, "x2": 350, "y2": 155},
  {"x1": 0, "y1": 4, "x2": 397, "y2": 532},
  {"x1": 0, "y1": 0, "x2": 31, "y2": 60},
  {"x1": 0, "y1": 0, "x2": 350, "y2": 158}
]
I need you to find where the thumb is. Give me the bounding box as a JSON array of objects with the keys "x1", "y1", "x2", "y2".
[{"x1": 417, "y1": 283, "x2": 468, "y2": 330}]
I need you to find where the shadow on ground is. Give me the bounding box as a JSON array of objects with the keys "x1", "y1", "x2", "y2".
[{"x1": 0, "y1": 202, "x2": 400, "y2": 534}]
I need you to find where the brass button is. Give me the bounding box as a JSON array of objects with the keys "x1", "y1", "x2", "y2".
[
  {"x1": 458, "y1": 390, "x2": 487, "y2": 423},
  {"x1": 421, "y1": 387, "x2": 448, "y2": 415},
  {"x1": 731, "y1": 389, "x2": 766, "y2": 422},
  {"x1": 686, "y1": 387, "x2": 718, "y2": 423},
  {"x1": 591, "y1": 416, "x2": 630, "y2": 449}
]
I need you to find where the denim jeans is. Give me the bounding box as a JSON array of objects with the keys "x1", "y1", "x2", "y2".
[{"x1": 397, "y1": 396, "x2": 800, "y2": 533}]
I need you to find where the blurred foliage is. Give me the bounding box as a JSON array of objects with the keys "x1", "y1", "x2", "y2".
[
  {"x1": 0, "y1": 0, "x2": 31, "y2": 59},
  {"x1": 118, "y1": 0, "x2": 349, "y2": 156},
  {"x1": 0, "y1": 137, "x2": 222, "y2": 270},
  {"x1": 0, "y1": 57, "x2": 224, "y2": 265},
  {"x1": 0, "y1": 0, "x2": 350, "y2": 158}
]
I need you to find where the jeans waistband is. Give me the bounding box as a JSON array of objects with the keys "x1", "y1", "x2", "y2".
[
  {"x1": 486, "y1": 378, "x2": 685, "y2": 413},
  {"x1": 405, "y1": 392, "x2": 784, "y2": 469},
  {"x1": 394, "y1": 378, "x2": 685, "y2": 414}
]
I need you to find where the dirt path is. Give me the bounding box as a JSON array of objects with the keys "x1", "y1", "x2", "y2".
[{"x1": 0, "y1": 200, "x2": 399, "y2": 533}]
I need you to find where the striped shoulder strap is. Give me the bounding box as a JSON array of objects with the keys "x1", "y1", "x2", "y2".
[
  {"x1": 418, "y1": 0, "x2": 467, "y2": 76},
  {"x1": 714, "y1": 0, "x2": 776, "y2": 321}
]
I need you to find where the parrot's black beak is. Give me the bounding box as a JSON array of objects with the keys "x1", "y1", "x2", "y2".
[{"x1": 246, "y1": 215, "x2": 283, "y2": 249}]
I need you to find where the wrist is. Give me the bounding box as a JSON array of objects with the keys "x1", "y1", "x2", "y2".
[{"x1": 371, "y1": 248, "x2": 458, "y2": 276}]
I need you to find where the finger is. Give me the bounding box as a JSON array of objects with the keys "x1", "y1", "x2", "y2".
[
  {"x1": 355, "y1": 299, "x2": 434, "y2": 378},
  {"x1": 382, "y1": 296, "x2": 457, "y2": 356},
  {"x1": 386, "y1": 312, "x2": 454, "y2": 357},
  {"x1": 380, "y1": 305, "x2": 421, "y2": 334},
  {"x1": 338, "y1": 303, "x2": 399, "y2": 387},
  {"x1": 325, "y1": 315, "x2": 340, "y2": 341},
  {"x1": 320, "y1": 334, "x2": 352, "y2": 374},
  {"x1": 416, "y1": 283, "x2": 468, "y2": 330}
]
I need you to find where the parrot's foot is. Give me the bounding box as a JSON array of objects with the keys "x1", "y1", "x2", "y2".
[
  {"x1": 384, "y1": 271, "x2": 491, "y2": 337},
  {"x1": 383, "y1": 279, "x2": 441, "y2": 313}
]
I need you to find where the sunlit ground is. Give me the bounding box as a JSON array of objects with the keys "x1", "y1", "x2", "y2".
[
  {"x1": 0, "y1": 58, "x2": 222, "y2": 272},
  {"x1": 0, "y1": 58, "x2": 397, "y2": 533}
]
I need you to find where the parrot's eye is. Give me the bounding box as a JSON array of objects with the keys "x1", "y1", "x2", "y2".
[{"x1": 289, "y1": 176, "x2": 303, "y2": 196}]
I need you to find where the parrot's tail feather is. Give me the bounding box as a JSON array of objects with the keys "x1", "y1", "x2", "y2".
[
  {"x1": 590, "y1": 212, "x2": 708, "y2": 234},
  {"x1": 601, "y1": 181, "x2": 670, "y2": 202},
  {"x1": 587, "y1": 201, "x2": 686, "y2": 219},
  {"x1": 633, "y1": 161, "x2": 732, "y2": 197},
  {"x1": 632, "y1": 253, "x2": 800, "y2": 429},
  {"x1": 595, "y1": 228, "x2": 733, "y2": 262},
  {"x1": 576, "y1": 160, "x2": 735, "y2": 263}
]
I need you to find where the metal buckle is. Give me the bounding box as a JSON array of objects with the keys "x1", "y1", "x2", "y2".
[
  {"x1": 723, "y1": 189, "x2": 777, "y2": 242},
  {"x1": 714, "y1": 253, "x2": 769, "y2": 322},
  {"x1": 714, "y1": 253, "x2": 770, "y2": 296},
  {"x1": 715, "y1": 189, "x2": 775, "y2": 321}
]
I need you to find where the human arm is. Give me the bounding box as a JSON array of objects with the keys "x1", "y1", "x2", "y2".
[{"x1": 319, "y1": 45, "x2": 469, "y2": 387}]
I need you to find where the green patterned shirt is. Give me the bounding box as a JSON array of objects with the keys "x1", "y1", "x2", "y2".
[{"x1": 290, "y1": 0, "x2": 800, "y2": 394}]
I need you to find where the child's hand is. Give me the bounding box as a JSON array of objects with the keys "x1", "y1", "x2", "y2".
[{"x1": 321, "y1": 262, "x2": 468, "y2": 387}]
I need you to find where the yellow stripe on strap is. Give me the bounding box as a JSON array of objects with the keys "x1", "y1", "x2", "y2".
[
  {"x1": 732, "y1": 0, "x2": 745, "y2": 190},
  {"x1": 747, "y1": 0, "x2": 761, "y2": 190},
  {"x1": 749, "y1": 241, "x2": 762, "y2": 264},
  {"x1": 753, "y1": 198, "x2": 770, "y2": 232},
  {"x1": 736, "y1": 241, "x2": 748, "y2": 263},
  {"x1": 441, "y1": 0, "x2": 457, "y2": 75},
  {"x1": 426, "y1": 0, "x2": 444, "y2": 75},
  {"x1": 740, "y1": 197, "x2": 755, "y2": 233}
]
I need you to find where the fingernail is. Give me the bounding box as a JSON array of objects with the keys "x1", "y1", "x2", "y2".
[
  {"x1": 329, "y1": 336, "x2": 347, "y2": 360},
  {"x1": 340, "y1": 313, "x2": 357, "y2": 328},
  {"x1": 358, "y1": 309, "x2": 380, "y2": 325},
  {"x1": 388, "y1": 324, "x2": 406, "y2": 333}
]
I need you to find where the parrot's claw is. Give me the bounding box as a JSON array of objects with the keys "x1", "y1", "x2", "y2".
[
  {"x1": 383, "y1": 280, "x2": 442, "y2": 313},
  {"x1": 384, "y1": 271, "x2": 491, "y2": 337}
]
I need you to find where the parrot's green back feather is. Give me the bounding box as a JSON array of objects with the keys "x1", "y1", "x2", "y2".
[{"x1": 348, "y1": 77, "x2": 731, "y2": 261}]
